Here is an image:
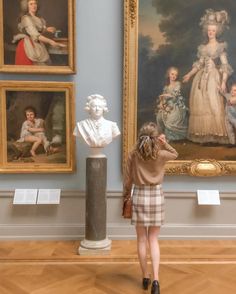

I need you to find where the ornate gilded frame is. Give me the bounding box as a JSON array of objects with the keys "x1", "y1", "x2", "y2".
[
  {"x1": 0, "y1": 81, "x2": 75, "y2": 173},
  {"x1": 123, "y1": 0, "x2": 236, "y2": 176},
  {"x1": 0, "y1": 0, "x2": 76, "y2": 74}
]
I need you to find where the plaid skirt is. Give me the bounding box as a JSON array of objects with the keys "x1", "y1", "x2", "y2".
[{"x1": 131, "y1": 184, "x2": 165, "y2": 226}]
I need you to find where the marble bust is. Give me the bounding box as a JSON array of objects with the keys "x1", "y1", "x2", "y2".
[{"x1": 73, "y1": 94, "x2": 120, "y2": 149}]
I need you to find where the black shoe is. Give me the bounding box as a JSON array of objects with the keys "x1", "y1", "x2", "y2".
[
  {"x1": 142, "y1": 277, "x2": 151, "y2": 290},
  {"x1": 151, "y1": 280, "x2": 160, "y2": 294}
]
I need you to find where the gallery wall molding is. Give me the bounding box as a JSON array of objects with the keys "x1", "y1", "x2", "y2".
[
  {"x1": 0, "y1": 223, "x2": 236, "y2": 240},
  {"x1": 0, "y1": 190, "x2": 235, "y2": 240},
  {"x1": 161, "y1": 224, "x2": 236, "y2": 239},
  {"x1": 0, "y1": 224, "x2": 84, "y2": 240},
  {"x1": 0, "y1": 190, "x2": 235, "y2": 199}
]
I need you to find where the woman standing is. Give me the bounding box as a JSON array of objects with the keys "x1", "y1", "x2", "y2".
[
  {"x1": 13, "y1": 0, "x2": 65, "y2": 65},
  {"x1": 183, "y1": 9, "x2": 233, "y2": 144},
  {"x1": 123, "y1": 122, "x2": 178, "y2": 294}
]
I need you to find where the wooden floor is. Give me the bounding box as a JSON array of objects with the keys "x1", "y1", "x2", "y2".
[{"x1": 0, "y1": 240, "x2": 236, "y2": 293}]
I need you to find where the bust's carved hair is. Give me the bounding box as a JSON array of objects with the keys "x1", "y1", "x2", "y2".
[
  {"x1": 84, "y1": 94, "x2": 109, "y2": 113},
  {"x1": 135, "y1": 122, "x2": 160, "y2": 161}
]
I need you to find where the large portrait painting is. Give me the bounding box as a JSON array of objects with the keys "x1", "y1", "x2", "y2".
[
  {"x1": 0, "y1": 81, "x2": 75, "y2": 173},
  {"x1": 0, "y1": 0, "x2": 76, "y2": 74},
  {"x1": 124, "y1": 0, "x2": 236, "y2": 176}
]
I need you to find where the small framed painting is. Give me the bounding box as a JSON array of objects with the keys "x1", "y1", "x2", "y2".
[
  {"x1": 0, "y1": 0, "x2": 76, "y2": 74},
  {"x1": 0, "y1": 81, "x2": 75, "y2": 173}
]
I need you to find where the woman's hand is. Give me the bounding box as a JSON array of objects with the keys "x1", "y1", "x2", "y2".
[
  {"x1": 50, "y1": 40, "x2": 66, "y2": 48},
  {"x1": 220, "y1": 81, "x2": 226, "y2": 93},
  {"x1": 47, "y1": 26, "x2": 56, "y2": 34},
  {"x1": 158, "y1": 102, "x2": 164, "y2": 110},
  {"x1": 158, "y1": 134, "x2": 166, "y2": 144},
  {"x1": 160, "y1": 93, "x2": 171, "y2": 99},
  {"x1": 123, "y1": 196, "x2": 131, "y2": 203},
  {"x1": 182, "y1": 73, "x2": 191, "y2": 83}
]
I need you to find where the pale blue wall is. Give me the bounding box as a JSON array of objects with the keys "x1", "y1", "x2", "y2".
[{"x1": 0, "y1": 0, "x2": 235, "y2": 191}]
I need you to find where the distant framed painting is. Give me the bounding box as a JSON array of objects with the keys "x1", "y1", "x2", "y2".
[
  {"x1": 0, "y1": 81, "x2": 75, "y2": 173},
  {"x1": 123, "y1": 0, "x2": 236, "y2": 176},
  {"x1": 0, "y1": 0, "x2": 76, "y2": 74}
]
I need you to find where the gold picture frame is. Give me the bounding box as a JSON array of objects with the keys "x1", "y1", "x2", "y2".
[
  {"x1": 123, "y1": 0, "x2": 236, "y2": 176},
  {"x1": 0, "y1": 0, "x2": 76, "y2": 74},
  {"x1": 0, "y1": 81, "x2": 75, "y2": 173}
]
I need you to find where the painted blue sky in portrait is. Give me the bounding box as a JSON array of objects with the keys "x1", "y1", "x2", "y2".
[
  {"x1": 138, "y1": 0, "x2": 236, "y2": 160},
  {"x1": 139, "y1": 0, "x2": 166, "y2": 50}
]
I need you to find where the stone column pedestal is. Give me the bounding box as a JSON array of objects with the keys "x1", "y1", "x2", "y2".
[{"x1": 78, "y1": 154, "x2": 111, "y2": 255}]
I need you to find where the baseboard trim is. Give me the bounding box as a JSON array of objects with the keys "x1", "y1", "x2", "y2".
[{"x1": 0, "y1": 223, "x2": 235, "y2": 240}]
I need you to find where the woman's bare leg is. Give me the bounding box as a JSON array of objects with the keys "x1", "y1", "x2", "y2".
[
  {"x1": 148, "y1": 226, "x2": 161, "y2": 281},
  {"x1": 136, "y1": 226, "x2": 149, "y2": 278}
]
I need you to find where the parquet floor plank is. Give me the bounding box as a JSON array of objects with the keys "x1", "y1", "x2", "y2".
[
  {"x1": 1, "y1": 240, "x2": 236, "y2": 262},
  {"x1": 0, "y1": 264, "x2": 235, "y2": 293},
  {"x1": 0, "y1": 241, "x2": 236, "y2": 293},
  {"x1": 0, "y1": 263, "x2": 236, "y2": 293}
]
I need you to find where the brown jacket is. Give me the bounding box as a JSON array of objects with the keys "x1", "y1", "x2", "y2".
[{"x1": 123, "y1": 142, "x2": 178, "y2": 198}]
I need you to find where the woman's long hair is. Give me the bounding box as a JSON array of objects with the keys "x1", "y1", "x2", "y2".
[{"x1": 135, "y1": 122, "x2": 160, "y2": 161}]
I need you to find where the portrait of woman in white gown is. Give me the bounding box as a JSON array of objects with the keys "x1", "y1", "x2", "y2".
[
  {"x1": 125, "y1": 0, "x2": 236, "y2": 170},
  {"x1": 183, "y1": 9, "x2": 233, "y2": 144}
]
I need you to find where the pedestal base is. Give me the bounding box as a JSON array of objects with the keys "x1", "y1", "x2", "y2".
[
  {"x1": 78, "y1": 238, "x2": 111, "y2": 255},
  {"x1": 89, "y1": 147, "x2": 106, "y2": 158}
]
